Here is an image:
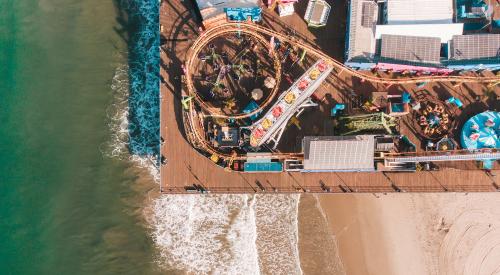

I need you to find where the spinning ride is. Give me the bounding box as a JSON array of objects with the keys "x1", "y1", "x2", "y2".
[
  {"x1": 461, "y1": 111, "x2": 500, "y2": 150},
  {"x1": 414, "y1": 101, "x2": 454, "y2": 140}
]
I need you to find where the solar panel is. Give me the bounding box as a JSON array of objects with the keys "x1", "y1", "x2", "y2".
[
  {"x1": 361, "y1": 2, "x2": 377, "y2": 28},
  {"x1": 380, "y1": 34, "x2": 441, "y2": 65},
  {"x1": 450, "y1": 34, "x2": 500, "y2": 61}
]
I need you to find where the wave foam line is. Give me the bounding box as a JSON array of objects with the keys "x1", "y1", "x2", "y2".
[
  {"x1": 151, "y1": 194, "x2": 302, "y2": 274},
  {"x1": 102, "y1": 64, "x2": 160, "y2": 182},
  {"x1": 151, "y1": 195, "x2": 260, "y2": 274},
  {"x1": 254, "y1": 194, "x2": 303, "y2": 275}
]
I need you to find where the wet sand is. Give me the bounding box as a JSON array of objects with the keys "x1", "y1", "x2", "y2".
[
  {"x1": 316, "y1": 194, "x2": 428, "y2": 275},
  {"x1": 298, "y1": 195, "x2": 345, "y2": 275},
  {"x1": 307, "y1": 192, "x2": 500, "y2": 275}
]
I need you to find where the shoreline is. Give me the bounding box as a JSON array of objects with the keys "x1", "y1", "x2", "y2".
[
  {"x1": 297, "y1": 195, "x2": 346, "y2": 275},
  {"x1": 317, "y1": 193, "x2": 434, "y2": 275},
  {"x1": 317, "y1": 194, "x2": 395, "y2": 275},
  {"x1": 317, "y1": 193, "x2": 433, "y2": 275}
]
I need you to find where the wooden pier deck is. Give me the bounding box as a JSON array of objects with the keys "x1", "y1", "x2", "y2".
[{"x1": 160, "y1": 1, "x2": 499, "y2": 194}]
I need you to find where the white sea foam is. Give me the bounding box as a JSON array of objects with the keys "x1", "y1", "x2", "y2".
[
  {"x1": 254, "y1": 194, "x2": 302, "y2": 275},
  {"x1": 128, "y1": 154, "x2": 160, "y2": 183},
  {"x1": 151, "y1": 194, "x2": 302, "y2": 275},
  {"x1": 103, "y1": 64, "x2": 160, "y2": 182},
  {"x1": 151, "y1": 195, "x2": 260, "y2": 274},
  {"x1": 102, "y1": 64, "x2": 131, "y2": 160}
]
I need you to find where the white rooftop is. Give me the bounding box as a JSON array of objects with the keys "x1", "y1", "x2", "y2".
[
  {"x1": 450, "y1": 34, "x2": 500, "y2": 61},
  {"x1": 387, "y1": 0, "x2": 454, "y2": 25},
  {"x1": 375, "y1": 23, "x2": 463, "y2": 43},
  {"x1": 304, "y1": 0, "x2": 332, "y2": 26},
  {"x1": 303, "y1": 136, "x2": 375, "y2": 171},
  {"x1": 380, "y1": 35, "x2": 442, "y2": 65}
]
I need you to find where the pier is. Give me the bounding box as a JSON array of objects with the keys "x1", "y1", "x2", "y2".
[{"x1": 160, "y1": 1, "x2": 499, "y2": 194}]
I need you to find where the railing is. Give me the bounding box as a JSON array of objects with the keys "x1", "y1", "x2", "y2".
[
  {"x1": 161, "y1": 184, "x2": 498, "y2": 194},
  {"x1": 386, "y1": 152, "x2": 500, "y2": 163}
]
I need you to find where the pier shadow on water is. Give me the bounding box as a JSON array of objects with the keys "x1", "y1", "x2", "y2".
[{"x1": 114, "y1": 0, "x2": 160, "y2": 162}]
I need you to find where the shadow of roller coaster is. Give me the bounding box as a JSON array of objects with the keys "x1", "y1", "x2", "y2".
[{"x1": 182, "y1": 21, "x2": 500, "y2": 162}]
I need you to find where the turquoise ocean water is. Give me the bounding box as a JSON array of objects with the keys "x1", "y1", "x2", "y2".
[{"x1": 0, "y1": 0, "x2": 160, "y2": 274}]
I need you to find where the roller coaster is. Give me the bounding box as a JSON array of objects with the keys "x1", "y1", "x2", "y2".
[{"x1": 180, "y1": 20, "x2": 500, "y2": 165}]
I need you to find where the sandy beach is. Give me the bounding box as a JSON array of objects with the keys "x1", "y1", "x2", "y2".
[
  {"x1": 148, "y1": 191, "x2": 500, "y2": 274},
  {"x1": 308, "y1": 192, "x2": 500, "y2": 275}
]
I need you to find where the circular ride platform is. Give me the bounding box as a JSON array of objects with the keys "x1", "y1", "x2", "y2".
[
  {"x1": 461, "y1": 111, "x2": 500, "y2": 149},
  {"x1": 412, "y1": 100, "x2": 455, "y2": 140},
  {"x1": 189, "y1": 32, "x2": 282, "y2": 118}
]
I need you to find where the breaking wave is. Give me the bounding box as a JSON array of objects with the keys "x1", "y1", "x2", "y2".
[
  {"x1": 151, "y1": 194, "x2": 302, "y2": 275},
  {"x1": 101, "y1": 63, "x2": 160, "y2": 182},
  {"x1": 102, "y1": 64, "x2": 130, "y2": 160}
]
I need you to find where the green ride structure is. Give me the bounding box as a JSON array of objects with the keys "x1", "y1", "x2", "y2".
[{"x1": 338, "y1": 112, "x2": 397, "y2": 135}]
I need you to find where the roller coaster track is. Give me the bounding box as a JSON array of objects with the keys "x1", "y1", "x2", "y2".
[
  {"x1": 181, "y1": 21, "x2": 500, "y2": 162},
  {"x1": 183, "y1": 99, "x2": 303, "y2": 160}
]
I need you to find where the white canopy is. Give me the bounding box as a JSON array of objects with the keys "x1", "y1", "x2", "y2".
[{"x1": 387, "y1": 0, "x2": 454, "y2": 24}]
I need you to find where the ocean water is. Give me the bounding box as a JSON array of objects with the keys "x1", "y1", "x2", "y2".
[{"x1": 0, "y1": 0, "x2": 160, "y2": 274}]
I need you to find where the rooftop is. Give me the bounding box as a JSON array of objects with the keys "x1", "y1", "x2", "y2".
[
  {"x1": 346, "y1": 0, "x2": 500, "y2": 69},
  {"x1": 303, "y1": 136, "x2": 375, "y2": 171},
  {"x1": 387, "y1": 0, "x2": 454, "y2": 24},
  {"x1": 361, "y1": 2, "x2": 377, "y2": 28},
  {"x1": 375, "y1": 23, "x2": 464, "y2": 43},
  {"x1": 449, "y1": 34, "x2": 500, "y2": 61},
  {"x1": 380, "y1": 34, "x2": 442, "y2": 66},
  {"x1": 346, "y1": 0, "x2": 377, "y2": 62}
]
